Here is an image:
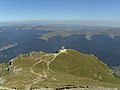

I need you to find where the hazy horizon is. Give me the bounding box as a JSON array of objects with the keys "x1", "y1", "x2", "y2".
[
  {"x1": 0, "y1": 20, "x2": 120, "y2": 28},
  {"x1": 0, "y1": 0, "x2": 120, "y2": 27}
]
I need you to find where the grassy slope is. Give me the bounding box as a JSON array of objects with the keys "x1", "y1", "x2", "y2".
[
  {"x1": 0, "y1": 50, "x2": 120, "y2": 89},
  {"x1": 50, "y1": 49, "x2": 120, "y2": 84}
]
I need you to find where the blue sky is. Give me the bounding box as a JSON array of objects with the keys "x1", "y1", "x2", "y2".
[{"x1": 0, "y1": 0, "x2": 120, "y2": 22}]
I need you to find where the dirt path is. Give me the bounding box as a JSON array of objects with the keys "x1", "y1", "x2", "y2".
[
  {"x1": 25, "y1": 51, "x2": 66, "y2": 90},
  {"x1": 26, "y1": 54, "x2": 48, "y2": 90},
  {"x1": 46, "y1": 53, "x2": 61, "y2": 72},
  {"x1": 26, "y1": 52, "x2": 61, "y2": 90}
]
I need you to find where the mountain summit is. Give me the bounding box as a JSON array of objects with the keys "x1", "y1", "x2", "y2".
[{"x1": 0, "y1": 49, "x2": 120, "y2": 90}]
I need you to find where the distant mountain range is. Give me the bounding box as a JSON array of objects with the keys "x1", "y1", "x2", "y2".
[{"x1": 0, "y1": 25, "x2": 120, "y2": 67}]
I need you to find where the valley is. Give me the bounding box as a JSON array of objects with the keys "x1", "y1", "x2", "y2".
[
  {"x1": 0, "y1": 25, "x2": 120, "y2": 66},
  {"x1": 1, "y1": 0, "x2": 120, "y2": 89}
]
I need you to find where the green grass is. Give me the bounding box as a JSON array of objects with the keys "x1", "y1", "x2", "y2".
[
  {"x1": 50, "y1": 49, "x2": 120, "y2": 84},
  {"x1": 0, "y1": 49, "x2": 120, "y2": 89}
]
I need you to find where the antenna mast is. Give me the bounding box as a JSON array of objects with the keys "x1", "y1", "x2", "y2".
[{"x1": 61, "y1": 37, "x2": 65, "y2": 50}]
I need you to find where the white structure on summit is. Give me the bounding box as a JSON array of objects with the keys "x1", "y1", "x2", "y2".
[
  {"x1": 60, "y1": 46, "x2": 67, "y2": 52},
  {"x1": 59, "y1": 38, "x2": 67, "y2": 52}
]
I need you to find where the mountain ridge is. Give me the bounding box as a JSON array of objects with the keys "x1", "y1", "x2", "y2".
[{"x1": 0, "y1": 49, "x2": 120, "y2": 89}]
